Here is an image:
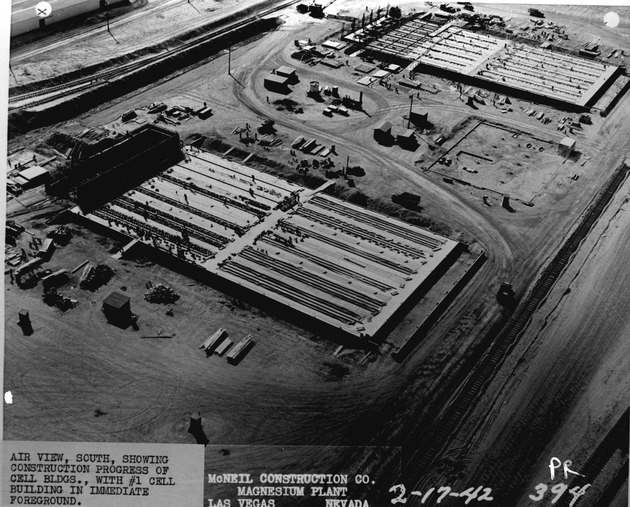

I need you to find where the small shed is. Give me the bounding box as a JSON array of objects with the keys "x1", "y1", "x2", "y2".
[
  {"x1": 409, "y1": 111, "x2": 429, "y2": 127},
  {"x1": 17, "y1": 166, "x2": 49, "y2": 189},
  {"x1": 121, "y1": 110, "x2": 138, "y2": 123},
  {"x1": 276, "y1": 66, "x2": 297, "y2": 83},
  {"x1": 187, "y1": 412, "x2": 209, "y2": 445},
  {"x1": 374, "y1": 121, "x2": 393, "y2": 144},
  {"x1": 264, "y1": 74, "x2": 290, "y2": 93},
  {"x1": 102, "y1": 291, "x2": 132, "y2": 327},
  {"x1": 397, "y1": 129, "x2": 417, "y2": 149},
  {"x1": 197, "y1": 107, "x2": 213, "y2": 120},
  {"x1": 37, "y1": 238, "x2": 55, "y2": 259},
  {"x1": 559, "y1": 137, "x2": 576, "y2": 157}
]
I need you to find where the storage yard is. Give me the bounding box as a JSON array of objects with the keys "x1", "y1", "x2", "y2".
[{"x1": 4, "y1": 1, "x2": 630, "y2": 507}]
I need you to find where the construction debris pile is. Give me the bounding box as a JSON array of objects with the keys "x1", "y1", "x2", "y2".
[
  {"x1": 42, "y1": 288, "x2": 76, "y2": 311},
  {"x1": 144, "y1": 282, "x2": 180, "y2": 304},
  {"x1": 49, "y1": 225, "x2": 72, "y2": 245},
  {"x1": 80, "y1": 264, "x2": 115, "y2": 291}
]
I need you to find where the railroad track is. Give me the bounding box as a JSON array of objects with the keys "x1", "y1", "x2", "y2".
[
  {"x1": 9, "y1": 0, "x2": 300, "y2": 110},
  {"x1": 397, "y1": 160, "x2": 630, "y2": 493}
]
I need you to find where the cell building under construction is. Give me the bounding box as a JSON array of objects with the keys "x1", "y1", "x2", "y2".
[
  {"x1": 347, "y1": 14, "x2": 623, "y2": 110},
  {"x1": 69, "y1": 128, "x2": 460, "y2": 340}
]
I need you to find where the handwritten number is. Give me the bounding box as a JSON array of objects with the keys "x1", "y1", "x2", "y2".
[
  {"x1": 568, "y1": 484, "x2": 591, "y2": 507},
  {"x1": 459, "y1": 487, "x2": 480, "y2": 504},
  {"x1": 478, "y1": 487, "x2": 494, "y2": 501},
  {"x1": 389, "y1": 484, "x2": 407, "y2": 504},
  {"x1": 421, "y1": 487, "x2": 435, "y2": 503},
  {"x1": 550, "y1": 483, "x2": 568, "y2": 503},
  {"x1": 436, "y1": 486, "x2": 451, "y2": 503},
  {"x1": 529, "y1": 483, "x2": 547, "y2": 501}
]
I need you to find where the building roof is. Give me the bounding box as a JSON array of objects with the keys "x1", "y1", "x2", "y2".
[
  {"x1": 12, "y1": 176, "x2": 30, "y2": 186},
  {"x1": 265, "y1": 74, "x2": 290, "y2": 85},
  {"x1": 322, "y1": 40, "x2": 346, "y2": 50},
  {"x1": 276, "y1": 66, "x2": 296, "y2": 76},
  {"x1": 40, "y1": 238, "x2": 54, "y2": 251},
  {"x1": 398, "y1": 129, "x2": 416, "y2": 139},
  {"x1": 18, "y1": 165, "x2": 48, "y2": 181},
  {"x1": 376, "y1": 121, "x2": 392, "y2": 132},
  {"x1": 560, "y1": 137, "x2": 576, "y2": 147},
  {"x1": 103, "y1": 291, "x2": 131, "y2": 309}
]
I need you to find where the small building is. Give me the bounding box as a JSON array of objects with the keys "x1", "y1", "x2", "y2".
[
  {"x1": 559, "y1": 137, "x2": 576, "y2": 157},
  {"x1": 196, "y1": 107, "x2": 213, "y2": 120},
  {"x1": 187, "y1": 411, "x2": 209, "y2": 445},
  {"x1": 37, "y1": 238, "x2": 55, "y2": 259},
  {"x1": 397, "y1": 129, "x2": 417, "y2": 149},
  {"x1": 322, "y1": 40, "x2": 346, "y2": 51},
  {"x1": 392, "y1": 192, "x2": 421, "y2": 208},
  {"x1": 102, "y1": 291, "x2": 132, "y2": 327},
  {"x1": 121, "y1": 110, "x2": 138, "y2": 123},
  {"x1": 374, "y1": 121, "x2": 393, "y2": 144},
  {"x1": 276, "y1": 66, "x2": 297, "y2": 83},
  {"x1": 18, "y1": 309, "x2": 33, "y2": 335},
  {"x1": 17, "y1": 166, "x2": 49, "y2": 189},
  {"x1": 264, "y1": 74, "x2": 291, "y2": 93},
  {"x1": 409, "y1": 111, "x2": 429, "y2": 128}
]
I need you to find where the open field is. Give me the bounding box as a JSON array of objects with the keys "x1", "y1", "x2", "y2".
[{"x1": 4, "y1": 2, "x2": 630, "y2": 506}]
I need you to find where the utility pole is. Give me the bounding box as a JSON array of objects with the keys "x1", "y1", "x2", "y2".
[
  {"x1": 105, "y1": 0, "x2": 110, "y2": 34},
  {"x1": 9, "y1": 63, "x2": 18, "y2": 84},
  {"x1": 408, "y1": 93, "x2": 414, "y2": 129},
  {"x1": 104, "y1": 0, "x2": 118, "y2": 43},
  {"x1": 228, "y1": 46, "x2": 231, "y2": 75}
]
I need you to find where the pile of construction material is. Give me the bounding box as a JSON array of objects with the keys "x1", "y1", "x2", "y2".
[
  {"x1": 43, "y1": 288, "x2": 76, "y2": 311},
  {"x1": 79, "y1": 264, "x2": 115, "y2": 291},
  {"x1": 144, "y1": 283, "x2": 180, "y2": 304},
  {"x1": 49, "y1": 225, "x2": 72, "y2": 245},
  {"x1": 199, "y1": 327, "x2": 254, "y2": 364}
]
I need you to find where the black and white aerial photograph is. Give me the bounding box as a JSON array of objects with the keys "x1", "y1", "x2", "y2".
[{"x1": 2, "y1": 0, "x2": 629, "y2": 505}]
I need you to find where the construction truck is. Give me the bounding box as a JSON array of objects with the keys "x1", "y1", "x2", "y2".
[{"x1": 497, "y1": 282, "x2": 515, "y2": 306}]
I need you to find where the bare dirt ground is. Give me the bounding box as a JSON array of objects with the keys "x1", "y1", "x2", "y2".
[
  {"x1": 436, "y1": 172, "x2": 630, "y2": 506},
  {"x1": 5, "y1": 3, "x2": 630, "y2": 506}
]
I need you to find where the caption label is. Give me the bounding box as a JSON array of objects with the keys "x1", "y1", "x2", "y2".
[
  {"x1": 204, "y1": 446, "x2": 402, "y2": 507},
  {"x1": 2, "y1": 441, "x2": 204, "y2": 506}
]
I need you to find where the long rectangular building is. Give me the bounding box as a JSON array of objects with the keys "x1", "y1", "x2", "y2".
[
  {"x1": 352, "y1": 16, "x2": 620, "y2": 110},
  {"x1": 73, "y1": 147, "x2": 460, "y2": 340}
]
